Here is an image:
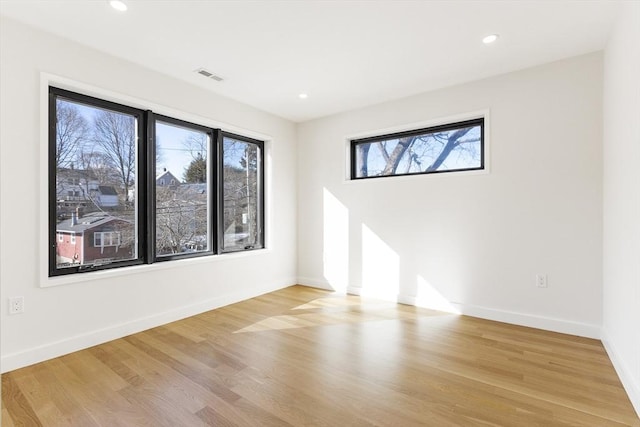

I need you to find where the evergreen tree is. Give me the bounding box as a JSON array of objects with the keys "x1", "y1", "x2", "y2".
[{"x1": 183, "y1": 153, "x2": 207, "y2": 183}]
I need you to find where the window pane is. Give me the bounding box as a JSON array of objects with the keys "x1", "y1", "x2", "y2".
[
  {"x1": 155, "y1": 121, "x2": 211, "y2": 256},
  {"x1": 353, "y1": 119, "x2": 483, "y2": 179},
  {"x1": 54, "y1": 97, "x2": 138, "y2": 270},
  {"x1": 222, "y1": 136, "x2": 263, "y2": 252}
]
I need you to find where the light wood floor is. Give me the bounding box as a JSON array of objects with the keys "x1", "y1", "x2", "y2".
[{"x1": 2, "y1": 285, "x2": 639, "y2": 426}]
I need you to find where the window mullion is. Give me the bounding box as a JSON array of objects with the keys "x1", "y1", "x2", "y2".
[
  {"x1": 146, "y1": 110, "x2": 156, "y2": 263},
  {"x1": 214, "y1": 129, "x2": 224, "y2": 254},
  {"x1": 134, "y1": 106, "x2": 148, "y2": 265}
]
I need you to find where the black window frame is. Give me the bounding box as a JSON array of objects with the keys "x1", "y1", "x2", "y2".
[
  {"x1": 48, "y1": 86, "x2": 265, "y2": 277},
  {"x1": 49, "y1": 87, "x2": 148, "y2": 276},
  {"x1": 218, "y1": 131, "x2": 265, "y2": 253},
  {"x1": 150, "y1": 114, "x2": 217, "y2": 263},
  {"x1": 350, "y1": 118, "x2": 485, "y2": 180}
]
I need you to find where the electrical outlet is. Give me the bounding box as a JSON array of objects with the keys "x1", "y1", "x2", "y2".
[
  {"x1": 536, "y1": 274, "x2": 548, "y2": 288},
  {"x1": 9, "y1": 296, "x2": 24, "y2": 314}
]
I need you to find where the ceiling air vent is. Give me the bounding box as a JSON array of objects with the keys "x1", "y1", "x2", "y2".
[{"x1": 195, "y1": 68, "x2": 224, "y2": 82}]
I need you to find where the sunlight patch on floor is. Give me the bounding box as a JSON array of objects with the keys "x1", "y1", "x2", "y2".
[{"x1": 234, "y1": 292, "x2": 449, "y2": 334}]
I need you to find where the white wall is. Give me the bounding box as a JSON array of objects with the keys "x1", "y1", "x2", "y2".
[
  {"x1": 602, "y1": 2, "x2": 640, "y2": 416},
  {"x1": 298, "y1": 53, "x2": 603, "y2": 338},
  {"x1": 0, "y1": 17, "x2": 298, "y2": 372},
  {"x1": 1, "y1": 9, "x2": 638, "y2": 415}
]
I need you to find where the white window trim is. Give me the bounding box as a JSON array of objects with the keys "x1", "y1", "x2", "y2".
[{"x1": 40, "y1": 73, "x2": 273, "y2": 288}]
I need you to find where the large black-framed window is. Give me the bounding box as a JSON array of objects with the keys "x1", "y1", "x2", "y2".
[
  {"x1": 48, "y1": 87, "x2": 265, "y2": 277},
  {"x1": 49, "y1": 87, "x2": 147, "y2": 276},
  {"x1": 351, "y1": 118, "x2": 484, "y2": 180}
]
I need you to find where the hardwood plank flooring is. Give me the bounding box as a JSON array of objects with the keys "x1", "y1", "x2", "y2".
[{"x1": 2, "y1": 285, "x2": 639, "y2": 426}]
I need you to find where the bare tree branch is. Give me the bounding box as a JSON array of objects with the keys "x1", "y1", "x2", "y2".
[
  {"x1": 93, "y1": 111, "x2": 136, "y2": 201},
  {"x1": 183, "y1": 133, "x2": 208, "y2": 161},
  {"x1": 376, "y1": 141, "x2": 390, "y2": 164},
  {"x1": 382, "y1": 136, "x2": 417, "y2": 175},
  {"x1": 56, "y1": 101, "x2": 89, "y2": 168},
  {"x1": 425, "y1": 127, "x2": 473, "y2": 172}
]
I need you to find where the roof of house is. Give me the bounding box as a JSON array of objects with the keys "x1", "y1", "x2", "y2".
[
  {"x1": 180, "y1": 183, "x2": 207, "y2": 195},
  {"x1": 156, "y1": 170, "x2": 181, "y2": 184},
  {"x1": 98, "y1": 185, "x2": 118, "y2": 196},
  {"x1": 57, "y1": 212, "x2": 130, "y2": 233},
  {"x1": 57, "y1": 167, "x2": 98, "y2": 181}
]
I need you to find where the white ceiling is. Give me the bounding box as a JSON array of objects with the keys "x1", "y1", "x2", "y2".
[{"x1": 0, "y1": 1, "x2": 621, "y2": 122}]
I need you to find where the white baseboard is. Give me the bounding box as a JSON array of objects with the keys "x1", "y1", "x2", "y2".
[
  {"x1": 450, "y1": 302, "x2": 602, "y2": 339},
  {"x1": 348, "y1": 287, "x2": 600, "y2": 338},
  {"x1": 346, "y1": 285, "x2": 363, "y2": 295},
  {"x1": 297, "y1": 277, "x2": 338, "y2": 291},
  {"x1": 300, "y1": 279, "x2": 601, "y2": 339},
  {"x1": 1, "y1": 279, "x2": 294, "y2": 373},
  {"x1": 601, "y1": 330, "x2": 640, "y2": 418}
]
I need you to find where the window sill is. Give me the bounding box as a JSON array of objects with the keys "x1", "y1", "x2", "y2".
[
  {"x1": 343, "y1": 167, "x2": 490, "y2": 185},
  {"x1": 41, "y1": 248, "x2": 271, "y2": 288}
]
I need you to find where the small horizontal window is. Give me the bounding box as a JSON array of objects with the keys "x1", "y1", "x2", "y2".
[{"x1": 351, "y1": 118, "x2": 484, "y2": 180}]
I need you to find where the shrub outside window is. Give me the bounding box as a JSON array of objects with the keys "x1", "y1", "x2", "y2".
[{"x1": 351, "y1": 118, "x2": 484, "y2": 180}]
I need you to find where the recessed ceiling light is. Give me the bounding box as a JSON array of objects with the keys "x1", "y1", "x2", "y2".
[
  {"x1": 298, "y1": 93, "x2": 308, "y2": 99},
  {"x1": 482, "y1": 34, "x2": 499, "y2": 44},
  {"x1": 109, "y1": 1, "x2": 128, "y2": 12}
]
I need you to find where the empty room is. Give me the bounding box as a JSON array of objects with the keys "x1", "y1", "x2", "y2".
[{"x1": 1, "y1": 1, "x2": 639, "y2": 425}]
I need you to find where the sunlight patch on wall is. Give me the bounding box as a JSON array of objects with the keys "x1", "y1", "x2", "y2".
[
  {"x1": 323, "y1": 188, "x2": 349, "y2": 291},
  {"x1": 361, "y1": 224, "x2": 399, "y2": 300},
  {"x1": 414, "y1": 275, "x2": 460, "y2": 314}
]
